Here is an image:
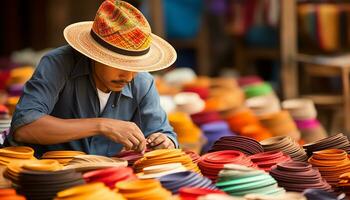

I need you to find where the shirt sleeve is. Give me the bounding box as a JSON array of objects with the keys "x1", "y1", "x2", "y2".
[
  {"x1": 8, "y1": 55, "x2": 70, "y2": 144},
  {"x1": 136, "y1": 76, "x2": 179, "y2": 148}
]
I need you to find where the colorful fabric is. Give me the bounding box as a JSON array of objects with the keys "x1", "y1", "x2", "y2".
[{"x1": 92, "y1": 0, "x2": 151, "y2": 52}]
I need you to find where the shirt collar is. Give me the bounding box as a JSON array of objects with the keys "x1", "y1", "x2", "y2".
[
  {"x1": 71, "y1": 55, "x2": 133, "y2": 99},
  {"x1": 121, "y1": 83, "x2": 133, "y2": 99}
]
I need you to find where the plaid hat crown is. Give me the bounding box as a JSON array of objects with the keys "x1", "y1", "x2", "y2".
[{"x1": 91, "y1": 0, "x2": 152, "y2": 56}]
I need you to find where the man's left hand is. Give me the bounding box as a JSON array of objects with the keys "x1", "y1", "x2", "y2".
[{"x1": 147, "y1": 133, "x2": 175, "y2": 150}]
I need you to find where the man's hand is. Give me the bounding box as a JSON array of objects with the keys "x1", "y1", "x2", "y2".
[
  {"x1": 146, "y1": 132, "x2": 175, "y2": 150},
  {"x1": 99, "y1": 118, "x2": 146, "y2": 152}
]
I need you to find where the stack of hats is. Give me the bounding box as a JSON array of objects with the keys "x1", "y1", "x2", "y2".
[
  {"x1": 270, "y1": 161, "x2": 332, "y2": 192},
  {"x1": 182, "y1": 77, "x2": 210, "y2": 100},
  {"x1": 116, "y1": 179, "x2": 173, "y2": 200},
  {"x1": 337, "y1": 172, "x2": 350, "y2": 195},
  {"x1": 216, "y1": 164, "x2": 285, "y2": 196},
  {"x1": 0, "y1": 105, "x2": 11, "y2": 136},
  {"x1": 41, "y1": 150, "x2": 86, "y2": 165},
  {"x1": 0, "y1": 105, "x2": 9, "y2": 118},
  {"x1": 209, "y1": 77, "x2": 238, "y2": 89},
  {"x1": 114, "y1": 150, "x2": 148, "y2": 167},
  {"x1": 282, "y1": 99, "x2": 317, "y2": 120},
  {"x1": 199, "y1": 194, "x2": 244, "y2": 200},
  {"x1": 0, "y1": 189, "x2": 25, "y2": 200},
  {"x1": 168, "y1": 112, "x2": 203, "y2": 153},
  {"x1": 225, "y1": 108, "x2": 260, "y2": 133},
  {"x1": 258, "y1": 111, "x2": 301, "y2": 141},
  {"x1": 282, "y1": 99, "x2": 327, "y2": 143},
  {"x1": 245, "y1": 193, "x2": 307, "y2": 200},
  {"x1": 185, "y1": 150, "x2": 201, "y2": 164},
  {"x1": 308, "y1": 149, "x2": 350, "y2": 186},
  {"x1": 163, "y1": 68, "x2": 197, "y2": 87},
  {"x1": 198, "y1": 150, "x2": 256, "y2": 182},
  {"x1": 243, "y1": 82, "x2": 274, "y2": 99},
  {"x1": 7, "y1": 67, "x2": 34, "y2": 87},
  {"x1": 237, "y1": 76, "x2": 263, "y2": 87},
  {"x1": 55, "y1": 182, "x2": 125, "y2": 200},
  {"x1": 6, "y1": 67, "x2": 33, "y2": 93},
  {"x1": 5, "y1": 96, "x2": 19, "y2": 115},
  {"x1": 205, "y1": 88, "x2": 244, "y2": 112},
  {"x1": 7, "y1": 84, "x2": 24, "y2": 97},
  {"x1": 64, "y1": 155, "x2": 127, "y2": 172},
  {"x1": 159, "y1": 171, "x2": 216, "y2": 194},
  {"x1": 83, "y1": 167, "x2": 136, "y2": 189},
  {"x1": 137, "y1": 163, "x2": 187, "y2": 179},
  {"x1": 4, "y1": 160, "x2": 85, "y2": 200},
  {"x1": 249, "y1": 151, "x2": 292, "y2": 171},
  {"x1": 0, "y1": 146, "x2": 36, "y2": 166},
  {"x1": 205, "y1": 77, "x2": 243, "y2": 111},
  {"x1": 303, "y1": 133, "x2": 350, "y2": 157},
  {"x1": 198, "y1": 193, "x2": 307, "y2": 200},
  {"x1": 209, "y1": 136, "x2": 264, "y2": 156},
  {"x1": 133, "y1": 149, "x2": 201, "y2": 174},
  {"x1": 303, "y1": 188, "x2": 347, "y2": 200},
  {"x1": 260, "y1": 136, "x2": 308, "y2": 162},
  {"x1": 174, "y1": 92, "x2": 205, "y2": 115},
  {"x1": 182, "y1": 87, "x2": 209, "y2": 101},
  {"x1": 200, "y1": 121, "x2": 235, "y2": 153},
  {"x1": 0, "y1": 166, "x2": 11, "y2": 188},
  {"x1": 225, "y1": 108, "x2": 271, "y2": 141},
  {"x1": 178, "y1": 187, "x2": 225, "y2": 200},
  {"x1": 191, "y1": 111, "x2": 221, "y2": 126},
  {"x1": 0, "y1": 129, "x2": 9, "y2": 146},
  {"x1": 159, "y1": 95, "x2": 176, "y2": 113},
  {"x1": 294, "y1": 119, "x2": 327, "y2": 143},
  {"x1": 5, "y1": 66, "x2": 34, "y2": 115},
  {"x1": 240, "y1": 124, "x2": 272, "y2": 142},
  {"x1": 245, "y1": 95, "x2": 281, "y2": 116}
]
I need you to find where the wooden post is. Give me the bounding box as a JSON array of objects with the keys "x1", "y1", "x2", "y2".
[
  {"x1": 280, "y1": 0, "x2": 298, "y2": 98},
  {"x1": 342, "y1": 67, "x2": 350, "y2": 132},
  {"x1": 196, "y1": 18, "x2": 211, "y2": 75},
  {"x1": 149, "y1": 0, "x2": 165, "y2": 38}
]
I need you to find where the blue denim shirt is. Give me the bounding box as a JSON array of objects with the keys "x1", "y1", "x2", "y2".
[{"x1": 8, "y1": 45, "x2": 178, "y2": 157}]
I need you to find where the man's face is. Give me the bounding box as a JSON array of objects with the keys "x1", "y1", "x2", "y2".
[{"x1": 93, "y1": 61, "x2": 137, "y2": 92}]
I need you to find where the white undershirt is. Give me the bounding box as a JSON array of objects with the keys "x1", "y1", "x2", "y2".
[{"x1": 97, "y1": 88, "x2": 112, "y2": 114}]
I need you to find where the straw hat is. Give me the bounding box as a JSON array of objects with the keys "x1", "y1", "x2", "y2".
[{"x1": 64, "y1": 0, "x2": 177, "y2": 72}]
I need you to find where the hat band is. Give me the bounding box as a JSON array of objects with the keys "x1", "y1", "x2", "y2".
[{"x1": 90, "y1": 30, "x2": 150, "y2": 56}]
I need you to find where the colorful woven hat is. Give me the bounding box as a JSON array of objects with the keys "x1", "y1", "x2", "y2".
[{"x1": 64, "y1": 0, "x2": 176, "y2": 72}]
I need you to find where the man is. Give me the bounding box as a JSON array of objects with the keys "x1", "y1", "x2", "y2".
[{"x1": 7, "y1": 0, "x2": 178, "y2": 157}]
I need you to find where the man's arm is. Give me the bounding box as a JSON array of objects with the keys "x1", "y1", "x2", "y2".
[
  {"x1": 134, "y1": 73, "x2": 178, "y2": 149},
  {"x1": 14, "y1": 115, "x2": 146, "y2": 151},
  {"x1": 9, "y1": 52, "x2": 146, "y2": 151},
  {"x1": 14, "y1": 115, "x2": 100, "y2": 145}
]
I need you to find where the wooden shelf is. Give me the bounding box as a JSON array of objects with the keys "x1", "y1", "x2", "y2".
[
  {"x1": 301, "y1": 94, "x2": 344, "y2": 105},
  {"x1": 297, "y1": 54, "x2": 350, "y2": 67}
]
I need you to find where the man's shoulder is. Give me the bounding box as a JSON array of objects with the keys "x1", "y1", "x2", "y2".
[
  {"x1": 131, "y1": 73, "x2": 156, "y2": 98},
  {"x1": 42, "y1": 45, "x2": 85, "y2": 63},
  {"x1": 134, "y1": 72, "x2": 154, "y2": 87},
  {"x1": 37, "y1": 45, "x2": 88, "y2": 76},
  {"x1": 44, "y1": 45, "x2": 75, "y2": 57}
]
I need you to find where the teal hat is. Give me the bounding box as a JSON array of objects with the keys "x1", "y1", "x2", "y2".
[{"x1": 216, "y1": 165, "x2": 285, "y2": 197}]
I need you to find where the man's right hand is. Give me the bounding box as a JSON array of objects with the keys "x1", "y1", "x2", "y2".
[{"x1": 99, "y1": 118, "x2": 146, "y2": 152}]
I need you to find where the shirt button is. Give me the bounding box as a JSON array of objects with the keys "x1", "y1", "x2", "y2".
[{"x1": 111, "y1": 104, "x2": 115, "y2": 108}]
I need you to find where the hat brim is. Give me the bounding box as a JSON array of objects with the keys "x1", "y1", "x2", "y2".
[{"x1": 63, "y1": 21, "x2": 177, "y2": 72}]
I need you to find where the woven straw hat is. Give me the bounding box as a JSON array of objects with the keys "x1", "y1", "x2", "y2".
[{"x1": 63, "y1": 0, "x2": 177, "y2": 72}]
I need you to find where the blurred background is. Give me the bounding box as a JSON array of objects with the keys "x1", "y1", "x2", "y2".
[{"x1": 1, "y1": 0, "x2": 350, "y2": 149}]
